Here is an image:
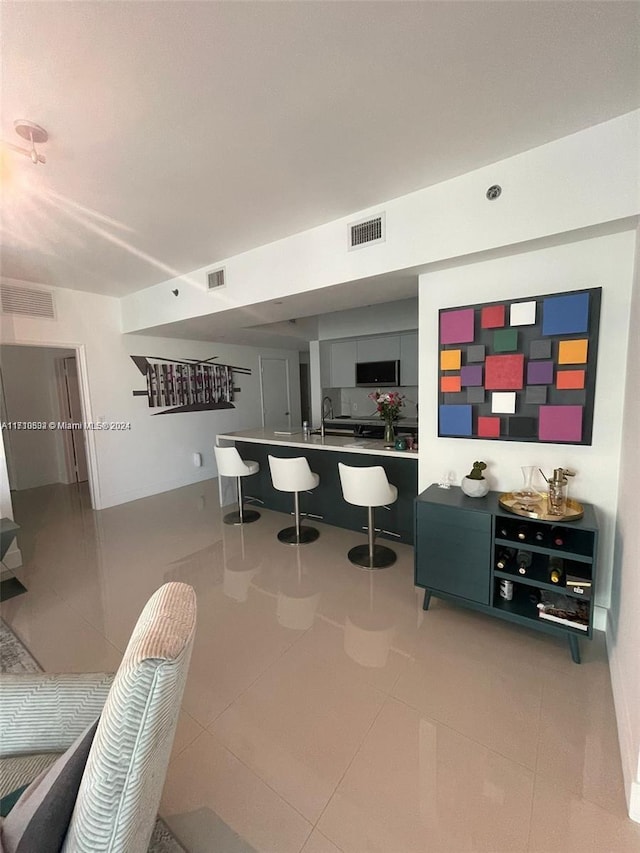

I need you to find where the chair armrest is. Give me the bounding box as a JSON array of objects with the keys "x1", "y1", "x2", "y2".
[{"x1": 0, "y1": 673, "x2": 114, "y2": 756}]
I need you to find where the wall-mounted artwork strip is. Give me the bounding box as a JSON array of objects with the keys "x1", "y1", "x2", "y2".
[
  {"x1": 131, "y1": 355, "x2": 251, "y2": 414},
  {"x1": 437, "y1": 287, "x2": 601, "y2": 444}
]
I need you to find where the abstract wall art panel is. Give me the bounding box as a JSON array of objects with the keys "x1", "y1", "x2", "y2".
[{"x1": 438, "y1": 287, "x2": 601, "y2": 444}]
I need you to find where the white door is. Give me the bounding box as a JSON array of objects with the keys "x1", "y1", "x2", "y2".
[
  {"x1": 62, "y1": 358, "x2": 89, "y2": 483},
  {"x1": 260, "y1": 358, "x2": 291, "y2": 430}
]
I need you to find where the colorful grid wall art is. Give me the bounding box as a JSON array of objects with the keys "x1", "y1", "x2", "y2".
[{"x1": 438, "y1": 288, "x2": 601, "y2": 444}]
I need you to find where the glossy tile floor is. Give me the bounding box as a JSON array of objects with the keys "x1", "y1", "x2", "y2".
[{"x1": 2, "y1": 481, "x2": 639, "y2": 853}]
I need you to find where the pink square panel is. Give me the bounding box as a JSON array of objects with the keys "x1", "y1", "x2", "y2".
[
  {"x1": 484, "y1": 354, "x2": 525, "y2": 390},
  {"x1": 538, "y1": 406, "x2": 583, "y2": 443},
  {"x1": 440, "y1": 309, "x2": 475, "y2": 344}
]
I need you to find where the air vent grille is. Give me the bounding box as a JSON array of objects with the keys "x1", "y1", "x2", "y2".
[
  {"x1": 349, "y1": 214, "x2": 385, "y2": 250},
  {"x1": 0, "y1": 284, "x2": 56, "y2": 319},
  {"x1": 207, "y1": 268, "x2": 226, "y2": 290}
]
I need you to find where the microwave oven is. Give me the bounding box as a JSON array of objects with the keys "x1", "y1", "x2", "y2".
[{"x1": 355, "y1": 360, "x2": 400, "y2": 387}]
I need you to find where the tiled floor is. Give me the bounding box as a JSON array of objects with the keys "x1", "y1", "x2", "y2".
[{"x1": 2, "y1": 480, "x2": 639, "y2": 852}]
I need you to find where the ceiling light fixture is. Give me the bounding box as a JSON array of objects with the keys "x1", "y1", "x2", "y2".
[{"x1": 5, "y1": 120, "x2": 48, "y2": 165}]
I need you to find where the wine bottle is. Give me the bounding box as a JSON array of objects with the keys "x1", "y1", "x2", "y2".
[
  {"x1": 551, "y1": 526, "x2": 566, "y2": 547},
  {"x1": 533, "y1": 528, "x2": 546, "y2": 544},
  {"x1": 497, "y1": 523, "x2": 511, "y2": 539},
  {"x1": 516, "y1": 550, "x2": 532, "y2": 575},
  {"x1": 496, "y1": 548, "x2": 515, "y2": 570},
  {"x1": 548, "y1": 556, "x2": 564, "y2": 584},
  {"x1": 516, "y1": 525, "x2": 528, "y2": 542}
]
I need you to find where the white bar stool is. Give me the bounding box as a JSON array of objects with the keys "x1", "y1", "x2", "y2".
[
  {"x1": 214, "y1": 445, "x2": 261, "y2": 525},
  {"x1": 338, "y1": 462, "x2": 398, "y2": 569},
  {"x1": 268, "y1": 455, "x2": 320, "y2": 545}
]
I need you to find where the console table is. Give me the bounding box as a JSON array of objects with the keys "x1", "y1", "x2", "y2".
[{"x1": 414, "y1": 485, "x2": 598, "y2": 663}]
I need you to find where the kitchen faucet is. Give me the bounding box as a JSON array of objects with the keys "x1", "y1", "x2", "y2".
[{"x1": 320, "y1": 395, "x2": 333, "y2": 438}]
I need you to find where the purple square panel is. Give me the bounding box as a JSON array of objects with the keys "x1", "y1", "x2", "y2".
[
  {"x1": 539, "y1": 406, "x2": 583, "y2": 443},
  {"x1": 527, "y1": 361, "x2": 554, "y2": 385},
  {"x1": 460, "y1": 365, "x2": 483, "y2": 387},
  {"x1": 440, "y1": 309, "x2": 475, "y2": 345}
]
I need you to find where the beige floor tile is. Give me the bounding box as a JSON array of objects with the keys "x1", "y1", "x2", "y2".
[
  {"x1": 535, "y1": 665, "x2": 627, "y2": 815},
  {"x1": 393, "y1": 602, "x2": 544, "y2": 769},
  {"x1": 317, "y1": 697, "x2": 534, "y2": 853},
  {"x1": 301, "y1": 830, "x2": 343, "y2": 853},
  {"x1": 527, "y1": 776, "x2": 640, "y2": 852},
  {"x1": 210, "y1": 642, "x2": 387, "y2": 822},
  {"x1": 1, "y1": 586, "x2": 122, "y2": 673},
  {"x1": 172, "y1": 709, "x2": 205, "y2": 759},
  {"x1": 161, "y1": 730, "x2": 312, "y2": 853}
]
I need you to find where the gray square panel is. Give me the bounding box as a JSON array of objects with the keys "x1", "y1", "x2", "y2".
[
  {"x1": 466, "y1": 345, "x2": 486, "y2": 363},
  {"x1": 530, "y1": 339, "x2": 552, "y2": 360},
  {"x1": 467, "y1": 387, "x2": 485, "y2": 404},
  {"x1": 525, "y1": 385, "x2": 547, "y2": 404}
]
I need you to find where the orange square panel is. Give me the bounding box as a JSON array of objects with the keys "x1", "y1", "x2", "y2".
[
  {"x1": 440, "y1": 349, "x2": 461, "y2": 370},
  {"x1": 441, "y1": 375, "x2": 462, "y2": 393},
  {"x1": 556, "y1": 370, "x2": 585, "y2": 390},
  {"x1": 558, "y1": 339, "x2": 588, "y2": 364}
]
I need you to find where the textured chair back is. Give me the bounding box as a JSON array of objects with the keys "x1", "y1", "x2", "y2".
[
  {"x1": 62, "y1": 582, "x2": 197, "y2": 853},
  {"x1": 268, "y1": 455, "x2": 317, "y2": 492},
  {"x1": 338, "y1": 463, "x2": 396, "y2": 508}
]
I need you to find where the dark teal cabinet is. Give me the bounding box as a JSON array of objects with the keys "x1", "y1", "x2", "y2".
[{"x1": 414, "y1": 485, "x2": 599, "y2": 663}]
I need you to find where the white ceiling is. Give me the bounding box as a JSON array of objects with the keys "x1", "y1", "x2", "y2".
[{"x1": 1, "y1": 1, "x2": 638, "y2": 305}]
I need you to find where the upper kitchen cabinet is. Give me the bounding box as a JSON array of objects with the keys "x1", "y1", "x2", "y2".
[
  {"x1": 330, "y1": 340, "x2": 357, "y2": 387},
  {"x1": 356, "y1": 335, "x2": 400, "y2": 363},
  {"x1": 400, "y1": 332, "x2": 418, "y2": 386}
]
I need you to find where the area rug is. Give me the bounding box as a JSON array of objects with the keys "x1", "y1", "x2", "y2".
[{"x1": 0, "y1": 618, "x2": 187, "y2": 852}]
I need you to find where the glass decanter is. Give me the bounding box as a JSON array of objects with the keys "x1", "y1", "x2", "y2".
[{"x1": 513, "y1": 466, "x2": 542, "y2": 508}]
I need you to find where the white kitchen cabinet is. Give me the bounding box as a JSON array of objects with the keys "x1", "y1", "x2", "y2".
[
  {"x1": 356, "y1": 335, "x2": 400, "y2": 363},
  {"x1": 330, "y1": 340, "x2": 357, "y2": 387},
  {"x1": 400, "y1": 332, "x2": 418, "y2": 386},
  {"x1": 320, "y1": 342, "x2": 332, "y2": 388}
]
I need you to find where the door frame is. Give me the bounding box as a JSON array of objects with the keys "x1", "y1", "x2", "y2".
[
  {"x1": 258, "y1": 356, "x2": 292, "y2": 431},
  {"x1": 0, "y1": 340, "x2": 100, "y2": 509}
]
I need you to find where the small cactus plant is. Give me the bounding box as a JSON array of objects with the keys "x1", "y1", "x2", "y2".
[{"x1": 467, "y1": 461, "x2": 487, "y2": 480}]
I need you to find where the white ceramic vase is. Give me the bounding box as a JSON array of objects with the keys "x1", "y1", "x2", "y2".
[{"x1": 461, "y1": 476, "x2": 489, "y2": 498}]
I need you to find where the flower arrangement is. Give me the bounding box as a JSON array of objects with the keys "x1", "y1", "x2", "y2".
[{"x1": 368, "y1": 390, "x2": 405, "y2": 424}]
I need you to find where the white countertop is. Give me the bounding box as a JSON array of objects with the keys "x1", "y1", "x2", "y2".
[{"x1": 217, "y1": 428, "x2": 419, "y2": 459}]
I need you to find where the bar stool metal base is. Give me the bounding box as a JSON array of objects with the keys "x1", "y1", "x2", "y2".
[
  {"x1": 223, "y1": 508, "x2": 261, "y2": 526},
  {"x1": 347, "y1": 543, "x2": 396, "y2": 569},
  {"x1": 277, "y1": 525, "x2": 319, "y2": 545}
]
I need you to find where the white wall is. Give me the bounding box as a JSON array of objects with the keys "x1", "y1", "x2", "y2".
[
  {"x1": 318, "y1": 299, "x2": 418, "y2": 340},
  {"x1": 121, "y1": 112, "x2": 639, "y2": 334},
  {"x1": 418, "y1": 228, "x2": 637, "y2": 619},
  {"x1": 608, "y1": 225, "x2": 640, "y2": 821},
  {"x1": 0, "y1": 282, "x2": 301, "y2": 509},
  {"x1": 0, "y1": 346, "x2": 75, "y2": 490}
]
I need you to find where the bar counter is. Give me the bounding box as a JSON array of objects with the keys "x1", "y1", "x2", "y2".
[{"x1": 216, "y1": 429, "x2": 418, "y2": 544}]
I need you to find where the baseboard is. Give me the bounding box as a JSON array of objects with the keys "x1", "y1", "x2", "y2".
[
  {"x1": 606, "y1": 610, "x2": 640, "y2": 824},
  {"x1": 96, "y1": 473, "x2": 217, "y2": 509}
]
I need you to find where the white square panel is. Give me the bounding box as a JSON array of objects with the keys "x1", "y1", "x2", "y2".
[
  {"x1": 510, "y1": 300, "x2": 536, "y2": 326},
  {"x1": 491, "y1": 392, "x2": 516, "y2": 414}
]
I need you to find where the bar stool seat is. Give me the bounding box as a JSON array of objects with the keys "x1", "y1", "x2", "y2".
[
  {"x1": 214, "y1": 445, "x2": 261, "y2": 525},
  {"x1": 268, "y1": 455, "x2": 320, "y2": 545},
  {"x1": 338, "y1": 462, "x2": 398, "y2": 569}
]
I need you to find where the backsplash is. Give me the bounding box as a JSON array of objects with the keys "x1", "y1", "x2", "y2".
[{"x1": 321, "y1": 386, "x2": 418, "y2": 419}]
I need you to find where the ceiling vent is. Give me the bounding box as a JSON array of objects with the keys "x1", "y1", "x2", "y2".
[
  {"x1": 348, "y1": 213, "x2": 385, "y2": 250},
  {"x1": 0, "y1": 284, "x2": 56, "y2": 319},
  {"x1": 207, "y1": 268, "x2": 226, "y2": 290}
]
